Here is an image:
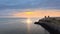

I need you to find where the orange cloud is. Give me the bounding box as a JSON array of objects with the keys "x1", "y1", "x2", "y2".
[{"x1": 12, "y1": 9, "x2": 60, "y2": 18}]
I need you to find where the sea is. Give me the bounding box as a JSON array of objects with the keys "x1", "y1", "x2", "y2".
[{"x1": 0, "y1": 18, "x2": 49, "y2": 34}]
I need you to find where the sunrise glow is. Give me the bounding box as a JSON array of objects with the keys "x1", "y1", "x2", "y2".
[
  {"x1": 25, "y1": 11, "x2": 33, "y2": 15},
  {"x1": 12, "y1": 10, "x2": 60, "y2": 18}
]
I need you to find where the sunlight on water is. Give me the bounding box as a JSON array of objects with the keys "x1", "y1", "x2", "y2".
[
  {"x1": 0, "y1": 18, "x2": 49, "y2": 34},
  {"x1": 26, "y1": 18, "x2": 32, "y2": 34},
  {"x1": 26, "y1": 18, "x2": 32, "y2": 24}
]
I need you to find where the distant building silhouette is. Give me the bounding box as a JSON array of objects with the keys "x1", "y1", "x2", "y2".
[
  {"x1": 48, "y1": 16, "x2": 50, "y2": 18},
  {"x1": 45, "y1": 16, "x2": 47, "y2": 18}
]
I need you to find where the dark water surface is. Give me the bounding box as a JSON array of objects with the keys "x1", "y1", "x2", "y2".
[{"x1": 0, "y1": 18, "x2": 49, "y2": 34}]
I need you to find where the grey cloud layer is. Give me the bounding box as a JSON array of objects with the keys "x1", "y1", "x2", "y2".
[
  {"x1": 0, "y1": 0, "x2": 60, "y2": 9},
  {"x1": 0, "y1": 0, "x2": 60, "y2": 16}
]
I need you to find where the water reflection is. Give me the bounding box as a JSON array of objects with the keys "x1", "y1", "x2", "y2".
[
  {"x1": 26, "y1": 18, "x2": 32, "y2": 34},
  {"x1": 0, "y1": 18, "x2": 49, "y2": 34},
  {"x1": 26, "y1": 18, "x2": 49, "y2": 34}
]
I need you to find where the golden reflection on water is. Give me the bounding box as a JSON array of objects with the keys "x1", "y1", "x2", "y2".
[{"x1": 26, "y1": 18, "x2": 32, "y2": 34}]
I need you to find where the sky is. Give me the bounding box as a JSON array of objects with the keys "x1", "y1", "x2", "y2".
[{"x1": 0, "y1": 0, "x2": 60, "y2": 18}]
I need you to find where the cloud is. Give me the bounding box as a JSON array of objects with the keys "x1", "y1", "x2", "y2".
[
  {"x1": 0, "y1": 0, "x2": 60, "y2": 9},
  {"x1": 10, "y1": 9, "x2": 60, "y2": 18},
  {"x1": 0, "y1": 0, "x2": 60, "y2": 17},
  {"x1": 0, "y1": 9, "x2": 60, "y2": 18}
]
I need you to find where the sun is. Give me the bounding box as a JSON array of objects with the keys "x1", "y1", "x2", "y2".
[{"x1": 25, "y1": 11, "x2": 33, "y2": 15}]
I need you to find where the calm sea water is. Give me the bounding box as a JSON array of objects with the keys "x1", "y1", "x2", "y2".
[{"x1": 0, "y1": 18, "x2": 49, "y2": 34}]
